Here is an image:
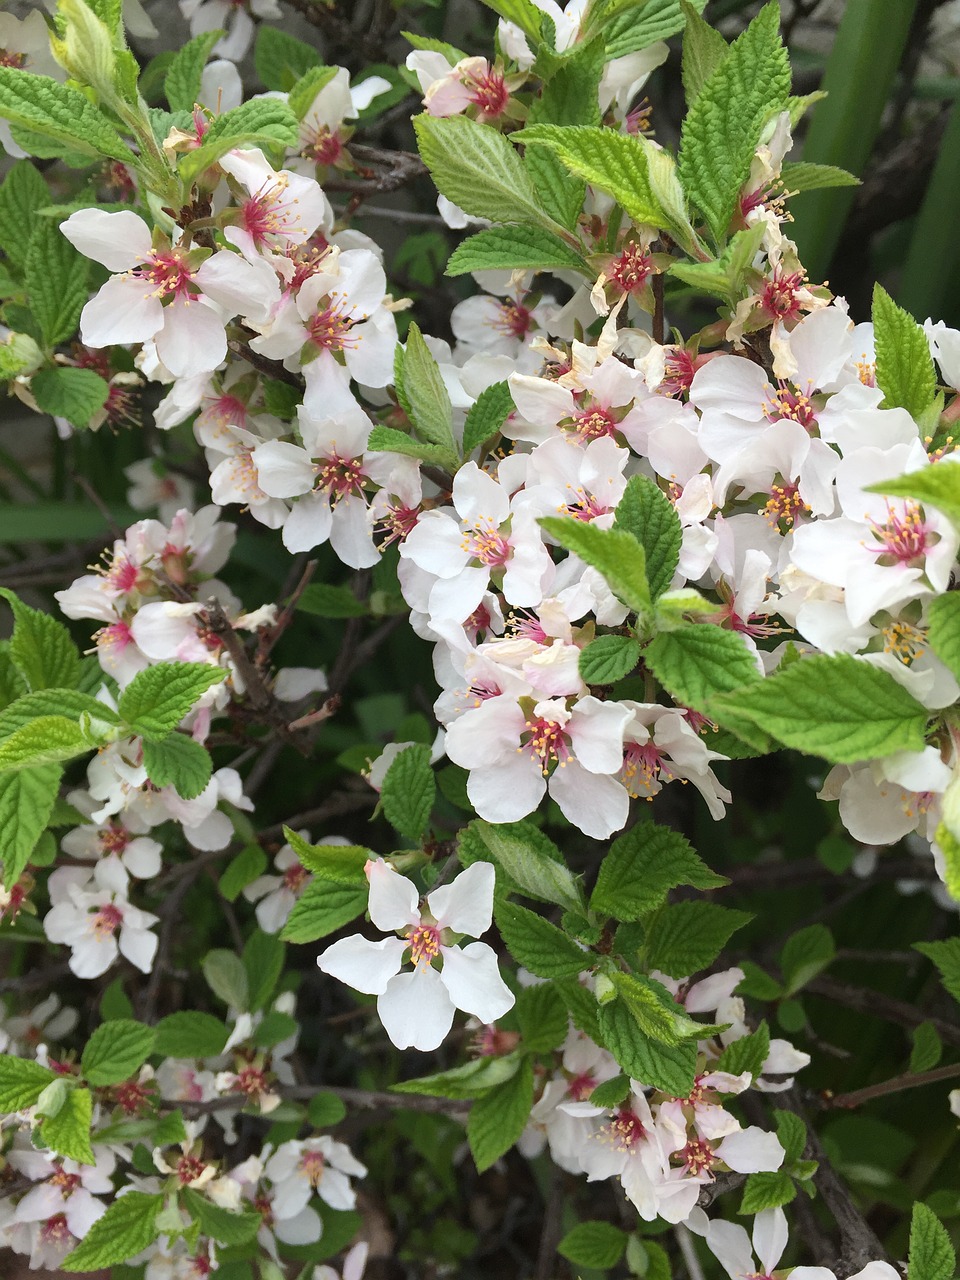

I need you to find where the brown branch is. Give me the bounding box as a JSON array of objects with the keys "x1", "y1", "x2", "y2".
[
  {"x1": 806, "y1": 973, "x2": 960, "y2": 1049},
  {"x1": 258, "y1": 788, "x2": 377, "y2": 840},
  {"x1": 180, "y1": 1083, "x2": 469, "y2": 1118},
  {"x1": 227, "y1": 339, "x2": 304, "y2": 389},
  {"x1": 326, "y1": 144, "x2": 428, "y2": 196},
  {"x1": 823, "y1": 1060, "x2": 960, "y2": 1110},
  {"x1": 534, "y1": 1166, "x2": 566, "y2": 1280}
]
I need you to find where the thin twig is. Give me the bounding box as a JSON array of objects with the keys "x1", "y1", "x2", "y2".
[
  {"x1": 181, "y1": 1083, "x2": 469, "y2": 1117},
  {"x1": 534, "y1": 1166, "x2": 566, "y2": 1280},
  {"x1": 807, "y1": 974, "x2": 960, "y2": 1049},
  {"x1": 823, "y1": 1061, "x2": 960, "y2": 1110}
]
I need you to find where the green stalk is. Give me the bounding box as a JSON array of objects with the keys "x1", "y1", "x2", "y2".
[
  {"x1": 898, "y1": 98, "x2": 960, "y2": 321},
  {"x1": 790, "y1": 0, "x2": 918, "y2": 284}
]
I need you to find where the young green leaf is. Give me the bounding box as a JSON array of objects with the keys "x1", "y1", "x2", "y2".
[
  {"x1": 873, "y1": 284, "x2": 937, "y2": 420},
  {"x1": 780, "y1": 924, "x2": 835, "y2": 995},
  {"x1": 280, "y1": 880, "x2": 368, "y2": 944},
  {"x1": 605, "y1": 0, "x2": 708, "y2": 57},
  {"x1": 446, "y1": 225, "x2": 586, "y2": 276},
  {"x1": 81, "y1": 1020, "x2": 156, "y2": 1087},
  {"x1": 462, "y1": 380, "x2": 515, "y2": 455},
  {"x1": 0, "y1": 67, "x2": 134, "y2": 162},
  {"x1": 779, "y1": 160, "x2": 859, "y2": 193},
  {"x1": 614, "y1": 474, "x2": 683, "y2": 599},
  {"x1": 118, "y1": 662, "x2": 226, "y2": 740},
  {"x1": 0, "y1": 1053, "x2": 57, "y2": 1111},
  {"x1": 645, "y1": 623, "x2": 761, "y2": 716},
  {"x1": 296, "y1": 583, "x2": 368, "y2": 618},
  {"x1": 558, "y1": 1221, "x2": 628, "y2": 1269},
  {"x1": 399, "y1": 323, "x2": 458, "y2": 456},
  {"x1": 589, "y1": 1074, "x2": 630, "y2": 1109},
  {"x1": 716, "y1": 1022, "x2": 770, "y2": 1082},
  {"x1": 141, "y1": 734, "x2": 213, "y2": 799},
  {"x1": 380, "y1": 743, "x2": 436, "y2": 843},
  {"x1": 154, "y1": 1011, "x2": 230, "y2": 1058},
  {"x1": 202, "y1": 949, "x2": 249, "y2": 1011},
  {"x1": 253, "y1": 25, "x2": 321, "y2": 91},
  {"x1": 644, "y1": 901, "x2": 752, "y2": 978},
  {"x1": 218, "y1": 844, "x2": 268, "y2": 902},
  {"x1": 366, "y1": 424, "x2": 456, "y2": 470},
  {"x1": 740, "y1": 1171, "x2": 796, "y2": 1214},
  {"x1": 908, "y1": 1202, "x2": 956, "y2": 1280},
  {"x1": 866, "y1": 461, "x2": 960, "y2": 535},
  {"x1": 31, "y1": 367, "x2": 108, "y2": 426},
  {"x1": 178, "y1": 98, "x2": 299, "y2": 182},
  {"x1": 391, "y1": 1054, "x2": 521, "y2": 1099},
  {"x1": 0, "y1": 588, "x2": 82, "y2": 692},
  {"x1": 681, "y1": 0, "x2": 728, "y2": 104},
  {"x1": 910, "y1": 1022, "x2": 943, "y2": 1074},
  {"x1": 579, "y1": 635, "x2": 642, "y2": 685},
  {"x1": 283, "y1": 830, "x2": 369, "y2": 884},
  {"x1": 61, "y1": 1191, "x2": 164, "y2": 1271},
  {"x1": 467, "y1": 1055, "x2": 534, "y2": 1172},
  {"x1": 609, "y1": 971, "x2": 707, "y2": 1046},
  {"x1": 495, "y1": 899, "x2": 589, "y2": 978},
  {"x1": 0, "y1": 161, "x2": 49, "y2": 267},
  {"x1": 242, "y1": 929, "x2": 285, "y2": 1012},
  {"x1": 164, "y1": 29, "x2": 225, "y2": 111},
  {"x1": 514, "y1": 983, "x2": 568, "y2": 1054},
  {"x1": 540, "y1": 516, "x2": 651, "y2": 615},
  {"x1": 0, "y1": 715, "x2": 91, "y2": 771},
  {"x1": 40, "y1": 1085, "x2": 94, "y2": 1164},
  {"x1": 0, "y1": 763, "x2": 63, "y2": 884},
  {"x1": 915, "y1": 938, "x2": 960, "y2": 1004},
  {"x1": 927, "y1": 594, "x2": 960, "y2": 681},
  {"x1": 597, "y1": 999, "x2": 697, "y2": 1095},
  {"x1": 466, "y1": 819, "x2": 583, "y2": 912},
  {"x1": 591, "y1": 821, "x2": 727, "y2": 920},
  {"x1": 182, "y1": 1187, "x2": 262, "y2": 1245}
]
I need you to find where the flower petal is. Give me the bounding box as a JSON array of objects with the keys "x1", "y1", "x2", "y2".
[
  {"x1": 377, "y1": 966, "x2": 454, "y2": 1051},
  {"x1": 318, "y1": 934, "x2": 406, "y2": 995},
  {"x1": 439, "y1": 941, "x2": 515, "y2": 1023}
]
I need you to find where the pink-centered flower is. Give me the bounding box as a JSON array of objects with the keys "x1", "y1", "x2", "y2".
[{"x1": 318, "y1": 859, "x2": 514, "y2": 1051}]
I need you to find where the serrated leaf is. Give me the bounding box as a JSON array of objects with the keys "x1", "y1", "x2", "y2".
[
  {"x1": 296, "y1": 583, "x2": 368, "y2": 618},
  {"x1": 915, "y1": 938, "x2": 960, "y2": 1004},
  {"x1": 392, "y1": 1054, "x2": 521, "y2": 1100},
  {"x1": 740, "y1": 1170, "x2": 796, "y2": 1214},
  {"x1": 910, "y1": 1022, "x2": 943, "y2": 1074},
  {"x1": 280, "y1": 879, "x2": 368, "y2": 943},
  {"x1": 518, "y1": 125, "x2": 673, "y2": 233},
  {"x1": 182, "y1": 1186, "x2": 261, "y2": 1244},
  {"x1": 737, "y1": 961, "x2": 783, "y2": 1001},
  {"x1": 0, "y1": 588, "x2": 82, "y2": 692},
  {"x1": 0, "y1": 715, "x2": 91, "y2": 771},
  {"x1": 467, "y1": 1055, "x2": 534, "y2": 1172},
  {"x1": 873, "y1": 284, "x2": 937, "y2": 420},
  {"x1": 154, "y1": 1011, "x2": 229, "y2": 1059},
  {"x1": 32, "y1": 367, "x2": 107, "y2": 425},
  {"x1": 179, "y1": 98, "x2": 299, "y2": 183},
  {"x1": 141, "y1": 734, "x2": 212, "y2": 800},
  {"x1": 597, "y1": 1000, "x2": 697, "y2": 1095},
  {"x1": 927, "y1": 594, "x2": 960, "y2": 682},
  {"x1": 62, "y1": 1191, "x2": 164, "y2": 1271},
  {"x1": 287, "y1": 64, "x2": 340, "y2": 121},
  {"x1": 591, "y1": 821, "x2": 727, "y2": 921},
  {"x1": 609, "y1": 971, "x2": 706, "y2": 1046},
  {"x1": 539, "y1": 516, "x2": 651, "y2": 614},
  {"x1": 253, "y1": 25, "x2": 320, "y2": 91},
  {"x1": 414, "y1": 114, "x2": 554, "y2": 230},
  {"x1": 242, "y1": 929, "x2": 285, "y2": 1012},
  {"x1": 614, "y1": 474, "x2": 683, "y2": 599},
  {"x1": 866, "y1": 461, "x2": 960, "y2": 534},
  {"x1": 380, "y1": 742, "x2": 435, "y2": 842},
  {"x1": 717, "y1": 1022, "x2": 770, "y2": 1083},
  {"x1": 774, "y1": 1108, "x2": 807, "y2": 1162},
  {"x1": 467, "y1": 819, "x2": 583, "y2": 912},
  {"x1": 283, "y1": 829, "x2": 368, "y2": 884},
  {"x1": 605, "y1": 0, "x2": 707, "y2": 57},
  {"x1": 558, "y1": 1221, "x2": 628, "y2": 1269},
  {"x1": 0, "y1": 161, "x2": 49, "y2": 267},
  {"x1": 780, "y1": 160, "x2": 859, "y2": 193},
  {"x1": 118, "y1": 662, "x2": 226, "y2": 740},
  {"x1": 165, "y1": 29, "x2": 225, "y2": 111},
  {"x1": 400, "y1": 323, "x2": 458, "y2": 456},
  {"x1": 590, "y1": 1074, "x2": 630, "y2": 1108},
  {"x1": 678, "y1": 1, "x2": 790, "y2": 243},
  {"x1": 495, "y1": 899, "x2": 588, "y2": 979},
  {"x1": 515, "y1": 983, "x2": 568, "y2": 1054},
  {"x1": 645, "y1": 901, "x2": 751, "y2": 978},
  {"x1": 0, "y1": 1053, "x2": 56, "y2": 1111},
  {"x1": 447, "y1": 224, "x2": 585, "y2": 276},
  {"x1": 40, "y1": 1086, "x2": 94, "y2": 1164},
  {"x1": 645, "y1": 623, "x2": 761, "y2": 715},
  {"x1": 780, "y1": 924, "x2": 835, "y2": 995},
  {"x1": 463, "y1": 380, "x2": 515, "y2": 455},
  {"x1": 81, "y1": 1020, "x2": 156, "y2": 1086},
  {"x1": 909, "y1": 1202, "x2": 956, "y2": 1280},
  {"x1": 366, "y1": 424, "x2": 456, "y2": 469},
  {"x1": 0, "y1": 763, "x2": 62, "y2": 884},
  {"x1": 681, "y1": 0, "x2": 728, "y2": 104},
  {"x1": 707, "y1": 653, "x2": 929, "y2": 764},
  {"x1": 0, "y1": 67, "x2": 134, "y2": 162},
  {"x1": 219, "y1": 844, "x2": 267, "y2": 902},
  {"x1": 579, "y1": 635, "x2": 642, "y2": 685},
  {"x1": 202, "y1": 950, "x2": 249, "y2": 1011},
  {"x1": 478, "y1": 0, "x2": 545, "y2": 41}
]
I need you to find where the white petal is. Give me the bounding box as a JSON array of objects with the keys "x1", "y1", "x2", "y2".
[
  {"x1": 60, "y1": 208, "x2": 151, "y2": 271},
  {"x1": 318, "y1": 934, "x2": 406, "y2": 995},
  {"x1": 428, "y1": 861, "x2": 495, "y2": 937},
  {"x1": 377, "y1": 966, "x2": 455, "y2": 1051},
  {"x1": 80, "y1": 276, "x2": 163, "y2": 347},
  {"x1": 439, "y1": 941, "x2": 515, "y2": 1022},
  {"x1": 366, "y1": 858, "x2": 418, "y2": 932},
  {"x1": 155, "y1": 296, "x2": 227, "y2": 378}
]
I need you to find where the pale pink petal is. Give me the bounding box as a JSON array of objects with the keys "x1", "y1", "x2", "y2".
[
  {"x1": 80, "y1": 276, "x2": 163, "y2": 347},
  {"x1": 155, "y1": 297, "x2": 227, "y2": 378},
  {"x1": 60, "y1": 208, "x2": 152, "y2": 271}
]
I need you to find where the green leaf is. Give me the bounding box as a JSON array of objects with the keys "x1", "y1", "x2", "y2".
[
  {"x1": 539, "y1": 516, "x2": 651, "y2": 614},
  {"x1": 118, "y1": 662, "x2": 226, "y2": 740},
  {"x1": 780, "y1": 160, "x2": 859, "y2": 193},
  {"x1": 0, "y1": 1053, "x2": 56, "y2": 1111},
  {"x1": 558, "y1": 1221, "x2": 628, "y2": 1269},
  {"x1": 0, "y1": 763, "x2": 62, "y2": 883},
  {"x1": 165, "y1": 28, "x2": 225, "y2": 111},
  {"x1": 287, "y1": 65, "x2": 340, "y2": 121},
  {"x1": 280, "y1": 879, "x2": 368, "y2": 943},
  {"x1": 678, "y1": 1, "x2": 790, "y2": 242},
  {"x1": 873, "y1": 284, "x2": 937, "y2": 420},
  {"x1": 645, "y1": 623, "x2": 761, "y2": 716},
  {"x1": 681, "y1": 0, "x2": 728, "y2": 104},
  {"x1": 597, "y1": 1000, "x2": 697, "y2": 1095},
  {"x1": 908, "y1": 1202, "x2": 956, "y2": 1280},
  {"x1": 737, "y1": 961, "x2": 783, "y2": 1001},
  {"x1": 644, "y1": 902, "x2": 752, "y2": 978},
  {"x1": 716, "y1": 1022, "x2": 771, "y2": 1082},
  {"x1": 182, "y1": 1187, "x2": 262, "y2": 1245},
  {"x1": 518, "y1": 124, "x2": 673, "y2": 233},
  {"x1": 366, "y1": 424, "x2": 455, "y2": 470},
  {"x1": 380, "y1": 743, "x2": 436, "y2": 842},
  {"x1": 523, "y1": 39, "x2": 602, "y2": 228},
  {"x1": 0, "y1": 715, "x2": 91, "y2": 771},
  {"x1": 253, "y1": 25, "x2": 321, "y2": 91},
  {"x1": 590, "y1": 821, "x2": 727, "y2": 921},
  {"x1": 579, "y1": 635, "x2": 642, "y2": 685},
  {"x1": 81, "y1": 1020, "x2": 156, "y2": 1086},
  {"x1": 154, "y1": 1011, "x2": 229, "y2": 1059},
  {"x1": 0, "y1": 588, "x2": 82, "y2": 691},
  {"x1": 866, "y1": 461, "x2": 960, "y2": 534},
  {"x1": 515, "y1": 983, "x2": 568, "y2": 1054},
  {"x1": 400, "y1": 323, "x2": 458, "y2": 457},
  {"x1": 478, "y1": 0, "x2": 545, "y2": 41},
  {"x1": 179, "y1": 98, "x2": 299, "y2": 183},
  {"x1": 707, "y1": 653, "x2": 930, "y2": 763},
  {"x1": 463, "y1": 380, "x2": 515, "y2": 455},
  {"x1": 308, "y1": 1091, "x2": 347, "y2": 1127},
  {"x1": 62, "y1": 1192, "x2": 164, "y2": 1271},
  {"x1": 609, "y1": 971, "x2": 707, "y2": 1046},
  {"x1": 202, "y1": 950, "x2": 249, "y2": 1011},
  {"x1": 495, "y1": 899, "x2": 589, "y2": 978},
  {"x1": 242, "y1": 929, "x2": 285, "y2": 1012},
  {"x1": 589, "y1": 1074, "x2": 630, "y2": 1108},
  {"x1": 392, "y1": 1054, "x2": 521, "y2": 1100},
  {"x1": 447, "y1": 225, "x2": 586, "y2": 276},
  {"x1": 414, "y1": 114, "x2": 554, "y2": 230},
  {"x1": 780, "y1": 924, "x2": 835, "y2": 995},
  {"x1": 0, "y1": 67, "x2": 134, "y2": 162},
  {"x1": 927, "y1": 594, "x2": 960, "y2": 682},
  {"x1": 605, "y1": 0, "x2": 708, "y2": 57},
  {"x1": 915, "y1": 938, "x2": 960, "y2": 1004},
  {"x1": 0, "y1": 161, "x2": 49, "y2": 267},
  {"x1": 466, "y1": 819, "x2": 583, "y2": 912},
  {"x1": 910, "y1": 1022, "x2": 943, "y2": 1073},
  {"x1": 40, "y1": 1086, "x2": 94, "y2": 1164},
  {"x1": 740, "y1": 1170, "x2": 796, "y2": 1214},
  {"x1": 141, "y1": 734, "x2": 213, "y2": 799},
  {"x1": 219, "y1": 843, "x2": 268, "y2": 902},
  {"x1": 31, "y1": 367, "x2": 107, "y2": 425},
  {"x1": 296, "y1": 583, "x2": 368, "y2": 618},
  {"x1": 774, "y1": 1109, "x2": 807, "y2": 1162},
  {"x1": 284, "y1": 830, "x2": 369, "y2": 884},
  {"x1": 467, "y1": 1055, "x2": 534, "y2": 1172},
  {"x1": 614, "y1": 474, "x2": 683, "y2": 600}
]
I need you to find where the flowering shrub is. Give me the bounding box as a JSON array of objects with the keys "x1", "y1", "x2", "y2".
[{"x1": 0, "y1": 1, "x2": 958, "y2": 1278}]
